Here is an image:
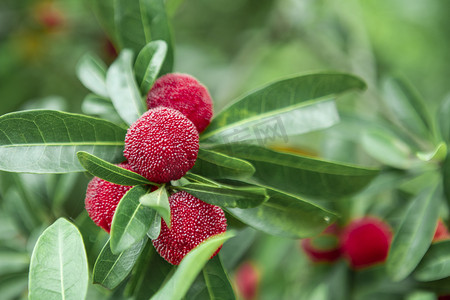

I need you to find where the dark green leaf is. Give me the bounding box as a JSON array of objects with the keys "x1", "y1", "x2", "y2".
[
  {"x1": 227, "y1": 185, "x2": 337, "y2": 238},
  {"x1": 110, "y1": 185, "x2": 156, "y2": 254},
  {"x1": 90, "y1": 0, "x2": 117, "y2": 46},
  {"x1": 210, "y1": 144, "x2": 379, "y2": 199},
  {"x1": 0, "y1": 252, "x2": 29, "y2": 276},
  {"x1": 0, "y1": 110, "x2": 126, "y2": 173},
  {"x1": 387, "y1": 185, "x2": 441, "y2": 281},
  {"x1": 201, "y1": 73, "x2": 366, "y2": 143},
  {"x1": 175, "y1": 181, "x2": 268, "y2": 209},
  {"x1": 151, "y1": 231, "x2": 235, "y2": 300},
  {"x1": 76, "y1": 53, "x2": 108, "y2": 97},
  {"x1": 106, "y1": 49, "x2": 146, "y2": 125},
  {"x1": 191, "y1": 148, "x2": 255, "y2": 180},
  {"x1": 140, "y1": 185, "x2": 171, "y2": 228},
  {"x1": 29, "y1": 218, "x2": 88, "y2": 300},
  {"x1": 414, "y1": 240, "x2": 450, "y2": 281},
  {"x1": 438, "y1": 95, "x2": 450, "y2": 143},
  {"x1": 135, "y1": 40, "x2": 168, "y2": 95},
  {"x1": 93, "y1": 238, "x2": 146, "y2": 289},
  {"x1": 0, "y1": 273, "x2": 28, "y2": 300},
  {"x1": 220, "y1": 227, "x2": 257, "y2": 271},
  {"x1": 77, "y1": 151, "x2": 153, "y2": 186},
  {"x1": 114, "y1": 0, "x2": 148, "y2": 53},
  {"x1": 443, "y1": 154, "x2": 450, "y2": 206}
]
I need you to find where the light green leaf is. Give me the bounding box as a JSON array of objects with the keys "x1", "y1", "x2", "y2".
[
  {"x1": 151, "y1": 231, "x2": 235, "y2": 300},
  {"x1": 135, "y1": 40, "x2": 168, "y2": 95},
  {"x1": 415, "y1": 240, "x2": 450, "y2": 281},
  {"x1": 140, "y1": 185, "x2": 171, "y2": 228},
  {"x1": 81, "y1": 94, "x2": 124, "y2": 125},
  {"x1": 76, "y1": 53, "x2": 108, "y2": 97},
  {"x1": 209, "y1": 144, "x2": 379, "y2": 200},
  {"x1": 190, "y1": 148, "x2": 255, "y2": 180},
  {"x1": 29, "y1": 218, "x2": 88, "y2": 300},
  {"x1": 184, "y1": 173, "x2": 221, "y2": 185},
  {"x1": 106, "y1": 49, "x2": 146, "y2": 125},
  {"x1": 110, "y1": 185, "x2": 156, "y2": 254},
  {"x1": 93, "y1": 238, "x2": 146, "y2": 289},
  {"x1": 201, "y1": 73, "x2": 366, "y2": 143},
  {"x1": 147, "y1": 212, "x2": 162, "y2": 240},
  {"x1": 0, "y1": 110, "x2": 126, "y2": 173},
  {"x1": 416, "y1": 142, "x2": 447, "y2": 162},
  {"x1": 387, "y1": 185, "x2": 441, "y2": 281},
  {"x1": 77, "y1": 151, "x2": 154, "y2": 186}
]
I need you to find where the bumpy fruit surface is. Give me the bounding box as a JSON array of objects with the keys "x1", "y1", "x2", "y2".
[
  {"x1": 147, "y1": 73, "x2": 213, "y2": 133},
  {"x1": 85, "y1": 163, "x2": 134, "y2": 233},
  {"x1": 433, "y1": 219, "x2": 450, "y2": 242},
  {"x1": 235, "y1": 261, "x2": 260, "y2": 300},
  {"x1": 300, "y1": 224, "x2": 341, "y2": 263},
  {"x1": 152, "y1": 191, "x2": 227, "y2": 265},
  {"x1": 124, "y1": 107, "x2": 199, "y2": 183},
  {"x1": 341, "y1": 217, "x2": 392, "y2": 269}
]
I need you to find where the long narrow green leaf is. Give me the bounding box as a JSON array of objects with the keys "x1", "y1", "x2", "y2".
[
  {"x1": 201, "y1": 73, "x2": 366, "y2": 143},
  {"x1": 190, "y1": 148, "x2": 255, "y2": 180},
  {"x1": 210, "y1": 144, "x2": 379, "y2": 199},
  {"x1": 114, "y1": 0, "x2": 148, "y2": 53},
  {"x1": 76, "y1": 53, "x2": 108, "y2": 97},
  {"x1": 135, "y1": 40, "x2": 168, "y2": 95},
  {"x1": 140, "y1": 185, "x2": 171, "y2": 228},
  {"x1": 90, "y1": 0, "x2": 117, "y2": 46},
  {"x1": 202, "y1": 255, "x2": 236, "y2": 299},
  {"x1": 414, "y1": 240, "x2": 450, "y2": 281},
  {"x1": 0, "y1": 110, "x2": 126, "y2": 173},
  {"x1": 151, "y1": 231, "x2": 235, "y2": 300},
  {"x1": 106, "y1": 49, "x2": 146, "y2": 125},
  {"x1": 77, "y1": 151, "x2": 153, "y2": 186},
  {"x1": 110, "y1": 185, "x2": 156, "y2": 254},
  {"x1": 29, "y1": 218, "x2": 88, "y2": 300},
  {"x1": 93, "y1": 238, "x2": 146, "y2": 289},
  {"x1": 387, "y1": 185, "x2": 441, "y2": 281}
]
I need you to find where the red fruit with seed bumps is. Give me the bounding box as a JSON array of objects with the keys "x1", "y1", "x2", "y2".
[
  {"x1": 85, "y1": 163, "x2": 134, "y2": 233},
  {"x1": 147, "y1": 73, "x2": 213, "y2": 133},
  {"x1": 152, "y1": 191, "x2": 227, "y2": 265},
  {"x1": 433, "y1": 219, "x2": 450, "y2": 242},
  {"x1": 341, "y1": 217, "x2": 392, "y2": 269},
  {"x1": 301, "y1": 224, "x2": 341, "y2": 263},
  {"x1": 124, "y1": 107, "x2": 199, "y2": 183}
]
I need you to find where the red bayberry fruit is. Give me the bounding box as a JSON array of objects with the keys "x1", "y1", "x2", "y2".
[
  {"x1": 124, "y1": 107, "x2": 199, "y2": 183},
  {"x1": 300, "y1": 224, "x2": 341, "y2": 263},
  {"x1": 85, "y1": 162, "x2": 134, "y2": 233},
  {"x1": 235, "y1": 261, "x2": 260, "y2": 300},
  {"x1": 147, "y1": 73, "x2": 213, "y2": 133},
  {"x1": 433, "y1": 219, "x2": 450, "y2": 242},
  {"x1": 152, "y1": 191, "x2": 227, "y2": 265},
  {"x1": 341, "y1": 217, "x2": 392, "y2": 269}
]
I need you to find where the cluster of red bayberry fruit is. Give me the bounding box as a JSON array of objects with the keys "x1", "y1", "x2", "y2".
[
  {"x1": 301, "y1": 217, "x2": 450, "y2": 269},
  {"x1": 85, "y1": 73, "x2": 227, "y2": 265}
]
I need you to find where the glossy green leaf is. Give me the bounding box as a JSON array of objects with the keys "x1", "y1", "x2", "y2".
[
  {"x1": 387, "y1": 185, "x2": 441, "y2": 281},
  {"x1": 190, "y1": 148, "x2": 255, "y2": 180},
  {"x1": 110, "y1": 185, "x2": 156, "y2": 254},
  {"x1": 0, "y1": 110, "x2": 126, "y2": 173},
  {"x1": 210, "y1": 144, "x2": 379, "y2": 199},
  {"x1": 184, "y1": 173, "x2": 221, "y2": 185},
  {"x1": 227, "y1": 184, "x2": 336, "y2": 238},
  {"x1": 76, "y1": 53, "x2": 108, "y2": 97},
  {"x1": 93, "y1": 238, "x2": 146, "y2": 289},
  {"x1": 135, "y1": 40, "x2": 168, "y2": 95},
  {"x1": 416, "y1": 142, "x2": 447, "y2": 162},
  {"x1": 151, "y1": 231, "x2": 235, "y2": 300},
  {"x1": 106, "y1": 49, "x2": 146, "y2": 125},
  {"x1": 175, "y1": 182, "x2": 268, "y2": 209},
  {"x1": 29, "y1": 218, "x2": 88, "y2": 300},
  {"x1": 438, "y1": 94, "x2": 450, "y2": 143},
  {"x1": 415, "y1": 240, "x2": 450, "y2": 281},
  {"x1": 201, "y1": 73, "x2": 366, "y2": 143},
  {"x1": 140, "y1": 185, "x2": 171, "y2": 228},
  {"x1": 77, "y1": 151, "x2": 153, "y2": 186}
]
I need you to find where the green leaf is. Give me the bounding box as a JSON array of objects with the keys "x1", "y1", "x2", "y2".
[
  {"x1": 175, "y1": 182, "x2": 268, "y2": 209},
  {"x1": 184, "y1": 173, "x2": 221, "y2": 185},
  {"x1": 416, "y1": 142, "x2": 447, "y2": 162},
  {"x1": 0, "y1": 252, "x2": 29, "y2": 276},
  {"x1": 90, "y1": 0, "x2": 117, "y2": 46},
  {"x1": 151, "y1": 231, "x2": 235, "y2": 300},
  {"x1": 190, "y1": 148, "x2": 255, "y2": 180},
  {"x1": 114, "y1": 0, "x2": 148, "y2": 54},
  {"x1": 209, "y1": 144, "x2": 379, "y2": 200},
  {"x1": 110, "y1": 185, "x2": 156, "y2": 254},
  {"x1": 106, "y1": 49, "x2": 146, "y2": 125},
  {"x1": 135, "y1": 40, "x2": 168, "y2": 95},
  {"x1": 443, "y1": 155, "x2": 450, "y2": 205},
  {"x1": 76, "y1": 53, "x2": 108, "y2": 98},
  {"x1": 387, "y1": 185, "x2": 441, "y2": 281},
  {"x1": 140, "y1": 185, "x2": 171, "y2": 228},
  {"x1": 227, "y1": 184, "x2": 337, "y2": 238},
  {"x1": 165, "y1": 0, "x2": 184, "y2": 16},
  {"x1": 414, "y1": 240, "x2": 450, "y2": 281},
  {"x1": 93, "y1": 238, "x2": 146, "y2": 289},
  {"x1": 438, "y1": 94, "x2": 450, "y2": 143},
  {"x1": 29, "y1": 218, "x2": 88, "y2": 300},
  {"x1": 81, "y1": 94, "x2": 124, "y2": 125},
  {"x1": 201, "y1": 73, "x2": 366, "y2": 143},
  {"x1": 77, "y1": 151, "x2": 153, "y2": 186},
  {"x1": 0, "y1": 110, "x2": 126, "y2": 173},
  {"x1": 147, "y1": 212, "x2": 162, "y2": 240}
]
